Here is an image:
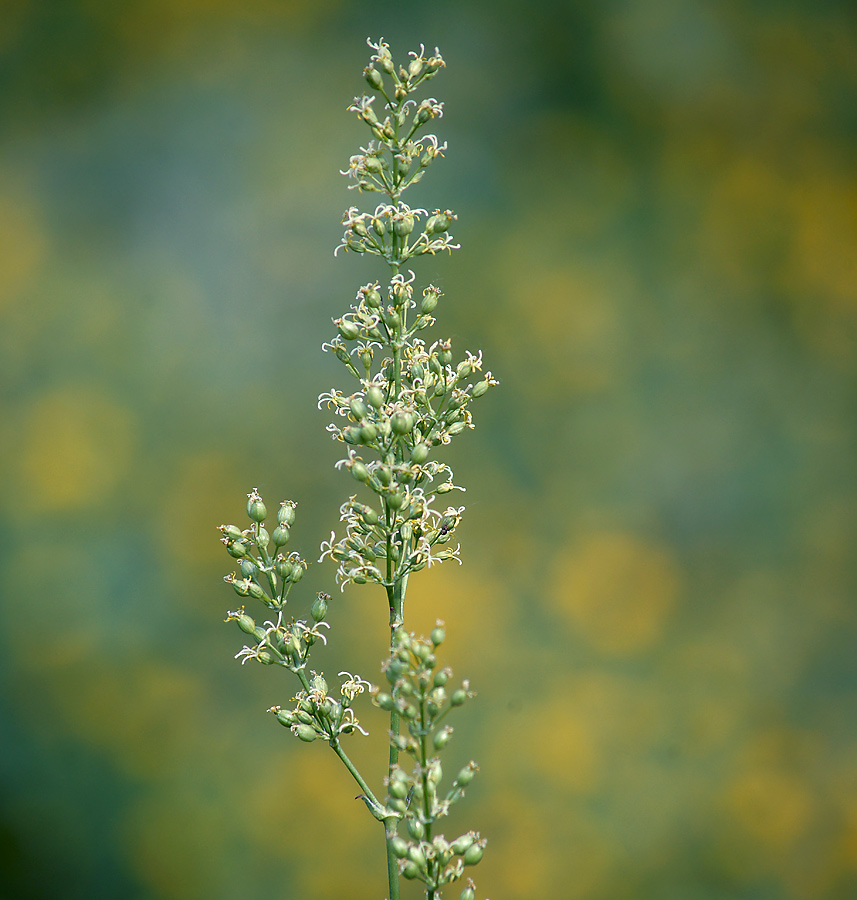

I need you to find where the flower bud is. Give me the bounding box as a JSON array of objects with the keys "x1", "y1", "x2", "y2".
[
  {"x1": 459, "y1": 885, "x2": 476, "y2": 900},
  {"x1": 227, "y1": 540, "x2": 248, "y2": 559},
  {"x1": 463, "y1": 842, "x2": 484, "y2": 866},
  {"x1": 394, "y1": 215, "x2": 414, "y2": 237},
  {"x1": 275, "y1": 557, "x2": 293, "y2": 580},
  {"x1": 338, "y1": 319, "x2": 360, "y2": 340},
  {"x1": 350, "y1": 397, "x2": 368, "y2": 419},
  {"x1": 290, "y1": 564, "x2": 305, "y2": 584},
  {"x1": 401, "y1": 861, "x2": 419, "y2": 880},
  {"x1": 365, "y1": 288, "x2": 383, "y2": 308},
  {"x1": 247, "y1": 492, "x2": 267, "y2": 523},
  {"x1": 311, "y1": 593, "x2": 328, "y2": 622},
  {"x1": 450, "y1": 688, "x2": 467, "y2": 706},
  {"x1": 472, "y1": 380, "x2": 489, "y2": 398},
  {"x1": 451, "y1": 833, "x2": 475, "y2": 855},
  {"x1": 431, "y1": 624, "x2": 446, "y2": 645},
  {"x1": 425, "y1": 212, "x2": 451, "y2": 235},
  {"x1": 360, "y1": 423, "x2": 377, "y2": 443},
  {"x1": 255, "y1": 526, "x2": 270, "y2": 548},
  {"x1": 454, "y1": 762, "x2": 478, "y2": 787},
  {"x1": 408, "y1": 57, "x2": 423, "y2": 79},
  {"x1": 420, "y1": 290, "x2": 440, "y2": 313},
  {"x1": 293, "y1": 723, "x2": 318, "y2": 742},
  {"x1": 351, "y1": 460, "x2": 369, "y2": 482},
  {"x1": 388, "y1": 778, "x2": 410, "y2": 800},
  {"x1": 374, "y1": 692, "x2": 396, "y2": 711},
  {"x1": 433, "y1": 726, "x2": 453, "y2": 750},
  {"x1": 408, "y1": 845, "x2": 426, "y2": 868},
  {"x1": 272, "y1": 707, "x2": 297, "y2": 727},
  {"x1": 376, "y1": 465, "x2": 392, "y2": 485},
  {"x1": 272, "y1": 524, "x2": 290, "y2": 547},
  {"x1": 391, "y1": 837, "x2": 410, "y2": 859},
  {"x1": 387, "y1": 491, "x2": 405, "y2": 510},
  {"x1": 364, "y1": 66, "x2": 383, "y2": 90},
  {"x1": 277, "y1": 501, "x2": 296, "y2": 526},
  {"x1": 410, "y1": 442, "x2": 429, "y2": 464},
  {"x1": 220, "y1": 524, "x2": 243, "y2": 541},
  {"x1": 391, "y1": 412, "x2": 414, "y2": 435},
  {"x1": 366, "y1": 385, "x2": 384, "y2": 407},
  {"x1": 407, "y1": 818, "x2": 425, "y2": 840}
]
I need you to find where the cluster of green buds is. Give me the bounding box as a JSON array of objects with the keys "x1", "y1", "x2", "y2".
[
  {"x1": 269, "y1": 669, "x2": 372, "y2": 743},
  {"x1": 221, "y1": 490, "x2": 330, "y2": 671},
  {"x1": 374, "y1": 626, "x2": 486, "y2": 896}
]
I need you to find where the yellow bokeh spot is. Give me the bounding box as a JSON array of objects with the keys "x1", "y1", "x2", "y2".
[
  {"x1": 724, "y1": 767, "x2": 816, "y2": 851},
  {"x1": 17, "y1": 384, "x2": 137, "y2": 512},
  {"x1": 550, "y1": 531, "x2": 681, "y2": 654},
  {"x1": 0, "y1": 178, "x2": 45, "y2": 309}
]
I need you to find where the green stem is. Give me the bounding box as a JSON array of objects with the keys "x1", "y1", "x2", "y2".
[{"x1": 329, "y1": 739, "x2": 386, "y2": 820}]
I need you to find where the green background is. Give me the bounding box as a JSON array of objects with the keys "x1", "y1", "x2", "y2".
[{"x1": 2, "y1": 1, "x2": 856, "y2": 898}]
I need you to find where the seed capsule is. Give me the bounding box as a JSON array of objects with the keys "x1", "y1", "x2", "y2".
[
  {"x1": 272, "y1": 524, "x2": 290, "y2": 547},
  {"x1": 364, "y1": 66, "x2": 383, "y2": 90},
  {"x1": 247, "y1": 493, "x2": 267, "y2": 523},
  {"x1": 391, "y1": 412, "x2": 414, "y2": 435},
  {"x1": 311, "y1": 593, "x2": 328, "y2": 622},
  {"x1": 351, "y1": 461, "x2": 369, "y2": 482},
  {"x1": 338, "y1": 320, "x2": 360, "y2": 340},
  {"x1": 366, "y1": 385, "x2": 384, "y2": 407},
  {"x1": 410, "y1": 442, "x2": 429, "y2": 464}
]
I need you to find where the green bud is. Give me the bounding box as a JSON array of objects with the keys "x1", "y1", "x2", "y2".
[
  {"x1": 391, "y1": 837, "x2": 410, "y2": 859},
  {"x1": 239, "y1": 559, "x2": 258, "y2": 579},
  {"x1": 375, "y1": 692, "x2": 396, "y2": 711},
  {"x1": 388, "y1": 779, "x2": 409, "y2": 800},
  {"x1": 362, "y1": 505, "x2": 380, "y2": 526},
  {"x1": 425, "y1": 213, "x2": 451, "y2": 235},
  {"x1": 360, "y1": 423, "x2": 377, "y2": 443},
  {"x1": 234, "y1": 612, "x2": 256, "y2": 635},
  {"x1": 256, "y1": 649, "x2": 277, "y2": 665},
  {"x1": 277, "y1": 501, "x2": 296, "y2": 526},
  {"x1": 255, "y1": 526, "x2": 270, "y2": 548},
  {"x1": 472, "y1": 380, "x2": 489, "y2": 398},
  {"x1": 433, "y1": 668, "x2": 450, "y2": 687},
  {"x1": 439, "y1": 346, "x2": 453, "y2": 365},
  {"x1": 290, "y1": 564, "x2": 305, "y2": 584},
  {"x1": 387, "y1": 491, "x2": 405, "y2": 510},
  {"x1": 338, "y1": 319, "x2": 360, "y2": 340},
  {"x1": 459, "y1": 887, "x2": 475, "y2": 900},
  {"x1": 450, "y1": 688, "x2": 467, "y2": 706},
  {"x1": 402, "y1": 861, "x2": 420, "y2": 880},
  {"x1": 463, "y1": 842, "x2": 484, "y2": 866},
  {"x1": 364, "y1": 65, "x2": 383, "y2": 90},
  {"x1": 454, "y1": 762, "x2": 478, "y2": 786},
  {"x1": 351, "y1": 460, "x2": 369, "y2": 482},
  {"x1": 275, "y1": 558, "x2": 293, "y2": 580},
  {"x1": 350, "y1": 397, "x2": 368, "y2": 419},
  {"x1": 433, "y1": 726, "x2": 453, "y2": 750},
  {"x1": 311, "y1": 593, "x2": 328, "y2": 622},
  {"x1": 227, "y1": 540, "x2": 248, "y2": 559},
  {"x1": 220, "y1": 524, "x2": 243, "y2": 541},
  {"x1": 247, "y1": 493, "x2": 267, "y2": 523},
  {"x1": 410, "y1": 442, "x2": 429, "y2": 464},
  {"x1": 272, "y1": 524, "x2": 290, "y2": 547},
  {"x1": 272, "y1": 707, "x2": 296, "y2": 727},
  {"x1": 451, "y1": 833, "x2": 475, "y2": 855},
  {"x1": 365, "y1": 288, "x2": 383, "y2": 308},
  {"x1": 293, "y1": 723, "x2": 318, "y2": 742},
  {"x1": 376, "y1": 465, "x2": 392, "y2": 485},
  {"x1": 408, "y1": 57, "x2": 423, "y2": 78},
  {"x1": 394, "y1": 216, "x2": 415, "y2": 237},
  {"x1": 431, "y1": 625, "x2": 446, "y2": 645},
  {"x1": 391, "y1": 412, "x2": 414, "y2": 435},
  {"x1": 408, "y1": 845, "x2": 426, "y2": 868},
  {"x1": 247, "y1": 582, "x2": 267, "y2": 601},
  {"x1": 407, "y1": 818, "x2": 425, "y2": 840},
  {"x1": 343, "y1": 426, "x2": 362, "y2": 444},
  {"x1": 420, "y1": 290, "x2": 440, "y2": 313},
  {"x1": 366, "y1": 385, "x2": 384, "y2": 407}
]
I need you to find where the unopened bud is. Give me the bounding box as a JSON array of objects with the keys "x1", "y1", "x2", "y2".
[
  {"x1": 364, "y1": 66, "x2": 383, "y2": 90},
  {"x1": 293, "y1": 723, "x2": 318, "y2": 742},
  {"x1": 311, "y1": 593, "x2": 328, "y2": 622},
  {"x1": 277, "y1": 501, "x2": 296, "y2": 526}
]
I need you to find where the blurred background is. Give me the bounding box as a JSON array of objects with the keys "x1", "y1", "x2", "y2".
[{"x1": 1, "y1": 1, "x2": 856, "y2": 898}]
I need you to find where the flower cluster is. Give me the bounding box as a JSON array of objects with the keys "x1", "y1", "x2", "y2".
[
  {"x1": 269, "y1": 670, "x2": 372, "y2": 742},
  {"x1": 374, "y1": 626, "x2": 486, "y2": 893}
]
